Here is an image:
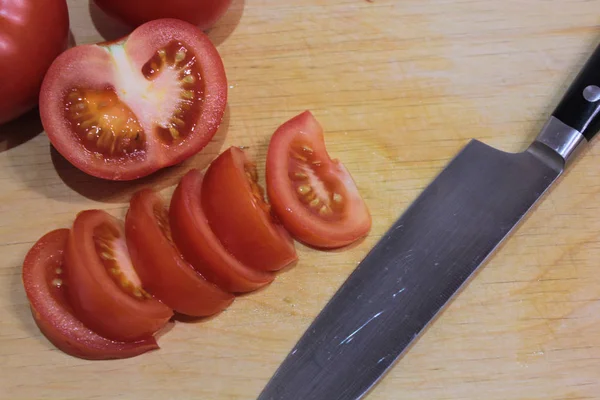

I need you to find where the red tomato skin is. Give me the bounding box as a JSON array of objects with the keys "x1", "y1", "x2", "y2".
[
  {"x1": 126, "y1": 189, "x2": 234, "y2": 317},
  {"x1": 64, "y1": 211, "x2": 173, "y2": 342},
  {"x1": 23, "y1": 229, "x2": 160, "y2": 360},
  {"x1": 0, "y1": 0, "x2": 69, "y2": 124},
  {"x1": 170, "y1": 169, "x2": 275, "y2": 293},
  {"x1": 266, "y1": 111, "x2": 372, "y2": 248},
  {"x1": 94, "y1": 0, "x2": 233, "y2": 31},
  {"x1": 39, "y1": 18, "x2": 227, "y2": 181},
  {"x1": 202, "y1": 147, "x2": 298, "y2": 272}
]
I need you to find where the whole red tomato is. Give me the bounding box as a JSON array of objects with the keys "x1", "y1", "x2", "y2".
[
  {"x1": 94, "y1": 0, "x2": 233, "y2": 31},
  {"x1": 0, "y1": 0, "x2": 69, "y2": 124}
]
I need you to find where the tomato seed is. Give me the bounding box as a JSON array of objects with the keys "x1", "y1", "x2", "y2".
[
  {"x1": 292, "y1": 152, "x2": 307, "y2": 162},
  {"x1": 175, "y1": 49, "x2": 186, "y2": 63},
  {"x1": 182, "y1": 75, "x2": 195, "y2": 84},
  {"x1": 292, "y1": 172, "x2": 307, "y2": 180},
  {"x1": 181, "y1": 90, "x2": 195, "y2": 100},
  {"x1": 172, "y1": 117, "x2": 185, "y2": 127},
  {"x1": 297, "y1": 185, "x2": 312, "y2": 195},
  {"x1": 319, "y1": 205, "x2": 332, "y2": 215}
]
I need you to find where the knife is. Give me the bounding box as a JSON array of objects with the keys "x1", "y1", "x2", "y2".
[{"x1": 257, "y1": 42, "x2": 600, "y2": 400}]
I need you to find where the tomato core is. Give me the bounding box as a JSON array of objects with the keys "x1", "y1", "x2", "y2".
[{"x1": 140, "y1": 40, "x2": 205, "y2": 144}]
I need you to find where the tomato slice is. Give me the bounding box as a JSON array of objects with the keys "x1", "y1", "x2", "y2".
[
  {"x1": 125, "y1": 189, "x2": 234, "y2": 316},
  {"x1": 23, "y1": 229, "x2": 160, "y2": 360},
  {"x1": 265, "y1": 111, "x2": 372, "y2": 248},
  {"x1": 64, "y1": 210, "x2": 173, "y2": 342},
  {"x1": 170, "y1": 169, "x2": 275, "y2": 293},
  {"x1": 202, "y1": 147, "x2": 298, "y2": 272},
  {"x1": 39, "y1": 18, "x2": 227, "y2": 181}
]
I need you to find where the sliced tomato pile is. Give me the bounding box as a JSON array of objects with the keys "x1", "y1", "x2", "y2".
[
  {"x1": 126, "y1": 189, "x2": 234, "y2": 316},
  {"x1": 40, "y1": 19, "x2": 227, "y2": 181},
  {"x1": 22, "y1": 229, "x2": 160, "y2": 360},
  {"x1": 170, "y1": 169, "x2": 276, "y2": 292},
  {"x1": 23, "y1": 111, "x2": 369, "y2": 360}
]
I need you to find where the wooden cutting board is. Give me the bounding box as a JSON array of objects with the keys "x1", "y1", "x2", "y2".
[{"x1": 1, "y1": 0, "x2": 599, "y2": 398}]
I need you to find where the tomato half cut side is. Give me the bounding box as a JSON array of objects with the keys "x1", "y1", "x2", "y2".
[
  {"x1": 170, "y1": 169, "x2": 275, "y2": 293},
  {"x1": 39, "y1": 18, "x2": 227, "y2": 180},
  {"x1": 266, "y1": 111, "x2": 372, "y2": 248},
  {"x1": 126, "y1": 189, "x2": 234, "y2": 316},
  {"x1": 22, "y1": 229, "x2": 159, "y2": 360},
  {"x1": 202, "y1": 147, "x2": 298, "y2": 272},
  {"x1": 64, "y1": 211, "x2": 173, "y2": 342}
]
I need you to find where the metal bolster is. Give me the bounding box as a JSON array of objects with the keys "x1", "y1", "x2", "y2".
[{"x1": 534, "y1": 116, "x2": 587, "y2": 164}]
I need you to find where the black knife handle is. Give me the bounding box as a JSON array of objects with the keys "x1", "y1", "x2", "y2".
[{"x1": 553, "y1": 43, "x2": 600, "y2": 141}]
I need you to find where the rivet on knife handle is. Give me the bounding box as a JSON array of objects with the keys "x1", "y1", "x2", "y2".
[{"x1": 537, "y1": 43, "x2": 600, "y2": 161}]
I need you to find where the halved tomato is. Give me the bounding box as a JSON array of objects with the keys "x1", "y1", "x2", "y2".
[
  {"x1": 266, "y1": 111, "x2": 371, "y2": 248},
  {"x1": 64, "y1": 211, "x2": 173, "y2": 342},
  {"x1": 202, "y1": 147, "x2": 298, "y2": 272},
  {"x1": 170, "y1": 169, "x2": 275, "y2": 293},
  {"x1": 126, "y1": 189, "x2": 234, "y2": 316},
  {"x1": 23, "y1": 229, "x2": 160, "y2": 359},
  {"x1": 39, "y1": 18, "x2": 227, "y2": 181}
]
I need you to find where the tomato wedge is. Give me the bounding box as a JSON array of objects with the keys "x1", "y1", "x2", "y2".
[
  {"x1": 39, "y1": 18, "x2": 227, "y2": 181},
  {"x1": 64, "y1": 210, "x2": 173, "y2": 342},
  {"x1": 126, "y1": 189, "x2": 234, "y2": 316},
  {"x1": 202, "y1": 147, "x2": 298, "y2": 272},
  {"x1": 170, "y1": 169, "x2": 275, "y2": 293},
  {"x1": 23, "y1": 229, "x2": 160, "y2": 360},
  {"x1": 266, "y1": 111, "x2": 372, "y2": 248}
]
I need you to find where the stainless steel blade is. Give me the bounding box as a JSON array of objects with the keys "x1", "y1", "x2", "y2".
[{"x1": 257, "y1": 140, "x2": 565, "y2": 400}]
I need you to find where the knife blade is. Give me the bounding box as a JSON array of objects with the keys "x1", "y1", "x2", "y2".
[{"x1": 257, "y1": 42, "x2": 600, "y2": 400}]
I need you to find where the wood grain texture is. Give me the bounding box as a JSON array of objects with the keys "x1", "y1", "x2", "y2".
[{"x1": 1, "y1": 0, "x2": 600, "y2": 398}]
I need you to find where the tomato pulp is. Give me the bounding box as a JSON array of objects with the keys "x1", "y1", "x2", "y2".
[
  {"x1": 266, "y1": 111, "x2": 372, "y2": 248},
  {"x1": 40, "y1": 19, "x2": 227, "y2": 180}
]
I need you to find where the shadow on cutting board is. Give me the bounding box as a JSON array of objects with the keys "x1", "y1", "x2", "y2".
[
  {"x1": 0, "y1": 109, "x2": 45, "y2": 153},
  {"x1": 88, "y1": 1, "x2": 133, "y2": 42},
  {"x1": 89, "y1": 0, "x2": 245, "y2": 47},
  {"x1": 50, "y1": 105, "x2": 230, "y2": 204},
  {"x1": 206, "y1": 0, "x2": 246, "y2": 47}
]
